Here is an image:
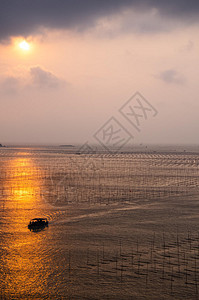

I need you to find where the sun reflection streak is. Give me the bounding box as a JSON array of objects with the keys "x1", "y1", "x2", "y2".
[
  {"x1": 1, "y1": 153, "x2": 51, "y2": 298},
  {"x1": 5, "y1": 156, "x2": 41, "y2": 208}
]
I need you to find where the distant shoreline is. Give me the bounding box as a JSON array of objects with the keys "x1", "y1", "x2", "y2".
[{"x1": 59, "y1": 145, "x2": 74, "y2": 147}]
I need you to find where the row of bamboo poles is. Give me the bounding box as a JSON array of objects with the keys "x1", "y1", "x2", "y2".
[
  {"x1": 1, "y1": 152, "x2": 199, "y2": 207},
  {"x1": 61, "y1": 232, "x2": 199, "y2": 298}
]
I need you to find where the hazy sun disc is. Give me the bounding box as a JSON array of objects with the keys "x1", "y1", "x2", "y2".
[{"x1": 19, "y1": 40, "x2": 30, "y2": 51}]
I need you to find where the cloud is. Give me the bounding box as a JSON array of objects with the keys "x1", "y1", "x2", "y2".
[
  {"x1": 94, "y1": 8, "x2": 181, "y2": 36},
  {"x1": 0, "y1": 76, "x2": 21, "y2": 95},
  {"x1": 30, "y1": 67, "x2": 66, "y2": 89},
  {"x1": 0, "y1": 66, "x2": 66, "y2": 95},
  {"x1": 156, "y1": 69, "x2": 185, "y2": 85},
  {"x1": 180, "y1": 40, "x2": 194, "y2": 52},
  {"x1": 0, "y1": 0, "x2": 199, "y2": 41}
]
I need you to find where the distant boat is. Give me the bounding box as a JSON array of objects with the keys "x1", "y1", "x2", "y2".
[{"x1": 28, "y1": 218, "x2": 48, "y2": 230}]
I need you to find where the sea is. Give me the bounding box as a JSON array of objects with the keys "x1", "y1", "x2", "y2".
[{"x1": 1, "y1": 144, "x2": 199, "y2": 299}]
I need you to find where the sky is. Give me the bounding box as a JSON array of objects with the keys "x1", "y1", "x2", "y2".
[{"x1": 0, "y1": 0, "x2": 199, "y2": 146}]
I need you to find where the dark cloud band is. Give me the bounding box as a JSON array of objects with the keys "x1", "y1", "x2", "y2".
[{"x1": 0, "y1": 0, "x2": 199, "y2": 41}]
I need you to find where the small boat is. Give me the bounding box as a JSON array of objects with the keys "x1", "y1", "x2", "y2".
[{"x1": 28, "y1": 218, "x2": 48, "y2": 230}]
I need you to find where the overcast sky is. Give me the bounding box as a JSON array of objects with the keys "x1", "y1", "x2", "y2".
[{"x1": 0, "y1": 0, "x2": 199, "y2": 145}]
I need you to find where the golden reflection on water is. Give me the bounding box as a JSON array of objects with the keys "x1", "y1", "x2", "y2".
[
  {"x1": 6, "y1": 156, "x2": 41, "y2": 207},
  {"x1": 1, "y1": 153, "x2": 50, "y2": 298}
]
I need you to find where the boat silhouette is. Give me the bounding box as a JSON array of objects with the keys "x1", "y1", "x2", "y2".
[{"x1": 28, "y1": 218, "x2": 48, "y2": 231}]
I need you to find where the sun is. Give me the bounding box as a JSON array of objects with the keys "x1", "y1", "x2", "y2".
[{"x1": 19, "y1": 40, "x2": 30, "y2": 51}]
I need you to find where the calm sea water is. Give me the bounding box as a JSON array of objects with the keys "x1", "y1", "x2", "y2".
[{"x1": 1, "y1": 146, "x2": 199, "y2": 299}]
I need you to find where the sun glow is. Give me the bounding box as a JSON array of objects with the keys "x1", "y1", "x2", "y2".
[{"x1": 19, "y1": 40, "x2": 30, "y2": 51}]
